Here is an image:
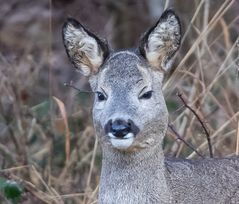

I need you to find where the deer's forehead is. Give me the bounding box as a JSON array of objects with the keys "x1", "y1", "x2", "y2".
[{"x1": 98, "y1": 51, "x2": 150, "y2": 87}]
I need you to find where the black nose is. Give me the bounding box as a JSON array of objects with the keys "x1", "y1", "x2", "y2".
[
  {"x1": 111, "y1": 119, "x2": 131, "y2": 138},
  {"x1": 105, "y1": 119, "x2": 132, "y2": 138}
]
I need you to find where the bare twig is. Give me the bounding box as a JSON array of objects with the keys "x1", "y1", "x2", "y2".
[
  {"x1": 177, "y1": 93, "x2": 213, "y2": 158},
  {"x1": 188, "y1": 111, "x2": 239, "y2": 159},
  {"x1": 168, "y1": 124, "x2": 204, "y2": 158},
  {"x1": 64, "y1": 81, "x2": 94, "y2": 93}
]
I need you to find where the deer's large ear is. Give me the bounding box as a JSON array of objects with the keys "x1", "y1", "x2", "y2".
[
  {"x1": 62, "y1": 18, "x2": 109, "y2": 76},
  {"x1": 139, "y1": 10, "x2": 181, "y2": 72}
]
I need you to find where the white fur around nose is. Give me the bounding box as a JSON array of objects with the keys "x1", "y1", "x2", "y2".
[{"x1": 108, "y1": 133, "x2": 134, "y2": 149}]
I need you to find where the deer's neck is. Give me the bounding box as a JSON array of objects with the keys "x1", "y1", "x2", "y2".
[{"x1": 99, "y1": 143, "x2": 172, "y2": 204}]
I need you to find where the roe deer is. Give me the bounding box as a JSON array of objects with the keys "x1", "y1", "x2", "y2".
[{"x1": 62, "y1": 9, "x2": 239, "y2": 204}]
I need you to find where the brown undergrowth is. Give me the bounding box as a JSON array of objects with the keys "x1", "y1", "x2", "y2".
[{"x1": 0, "y1": 0, "x2": 238, "y2": 203}]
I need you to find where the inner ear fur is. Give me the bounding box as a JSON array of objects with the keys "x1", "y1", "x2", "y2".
[
  {"x1": 62, "y1": 18, "x2": 109, "y2": 76},
  {"x1": 139, "y1": 9, "x2": 181, "y2": 72}
]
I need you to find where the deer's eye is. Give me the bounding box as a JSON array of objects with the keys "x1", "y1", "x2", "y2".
[
  {"x1": 139, "y1": 91, "x2": 153, "y2": 100},
  {"x1": 96, "y1": 92, "x2": 107, "y2": 101}
]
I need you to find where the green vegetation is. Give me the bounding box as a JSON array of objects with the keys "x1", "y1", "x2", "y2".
[{"x1": 0, "y1": 177, "x2": 23, "y2": 204}]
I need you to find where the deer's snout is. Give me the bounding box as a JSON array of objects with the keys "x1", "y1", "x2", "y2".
[{"x1": 105, "y1": 119, "x2": 139, "y2": 139}]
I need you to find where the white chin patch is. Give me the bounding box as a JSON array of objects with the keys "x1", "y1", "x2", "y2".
[{"x1": 108, "y1": 133, "x2": 134, "y2": 150}]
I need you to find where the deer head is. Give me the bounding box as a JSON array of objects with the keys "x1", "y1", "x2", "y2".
[{"x1": 62, "y1": 10, "x2": 181, "y2": 152}]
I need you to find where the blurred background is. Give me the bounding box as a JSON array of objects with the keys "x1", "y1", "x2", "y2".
[{"x1": 0, "y1": 0, "x2": 238, "y2": 203}]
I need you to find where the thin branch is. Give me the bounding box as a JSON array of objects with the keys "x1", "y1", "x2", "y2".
[
  {"x1": 177, "y1": 92, "x2": 213, "y2": 158},
  {"x1": 168, "y1": 124, "x2": 204, "y2": 158},
  {"x1": 64, "y1": 81, "x2": 94, "y2": 94}
]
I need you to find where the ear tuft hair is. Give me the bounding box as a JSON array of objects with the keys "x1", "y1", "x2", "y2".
[
  {"x1": 62, "y1": 18, "x2": 109, "y2": 76},
  {"x1": 139, "y1": 9, "x2": 181, "y2": 72}
]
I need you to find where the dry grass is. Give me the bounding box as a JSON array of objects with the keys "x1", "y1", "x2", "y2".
[{"x1": 0, "y1": 0, "x2": 239, "y2": 203}]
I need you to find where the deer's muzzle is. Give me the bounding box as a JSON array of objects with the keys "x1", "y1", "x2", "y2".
[{"x1": 104, "y1": 119, "x2": 140, "y2": 149}]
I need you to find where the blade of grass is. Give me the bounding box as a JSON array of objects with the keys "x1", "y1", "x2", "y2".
[
  {"x1": 164, "y1": 0, "x2": 235, "y2": 92},
  {"x1": 236, "y1": 119, "x2": 239, "y2": 155},
  {"x1": 53, "y1": 96, "x2": 71, "y2": 163}
]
